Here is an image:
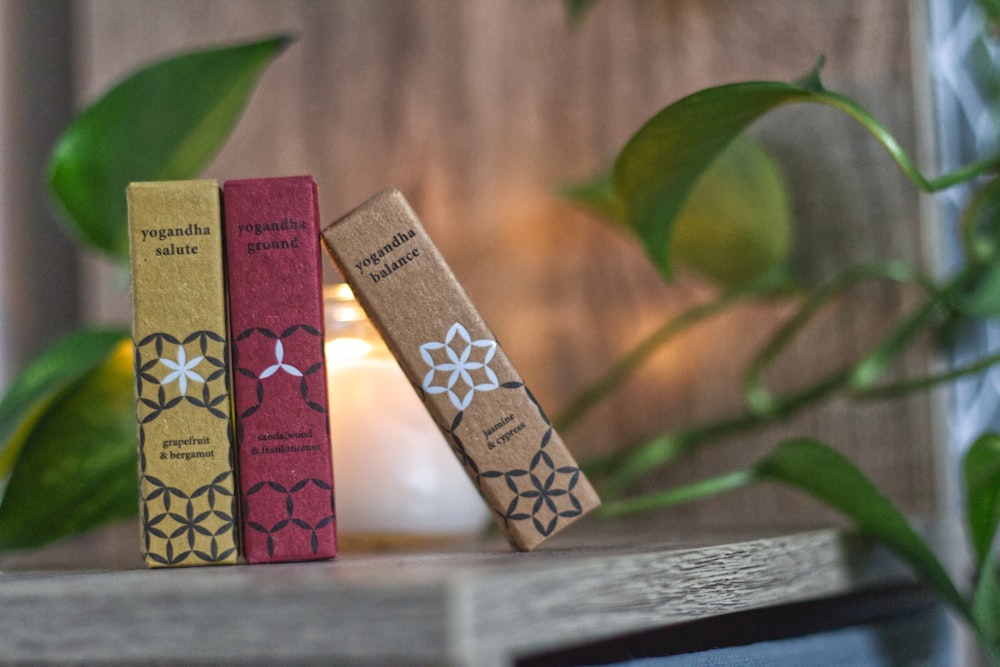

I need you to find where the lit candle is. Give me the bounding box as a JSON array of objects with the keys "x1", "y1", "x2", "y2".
[{"x1": 324, "y1": 284, "x2": 489, "y2": 547}]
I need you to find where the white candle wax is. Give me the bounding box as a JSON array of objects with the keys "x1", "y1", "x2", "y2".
[{"x1": 325, "y1": 341, "x2": 489, "y2": 538}]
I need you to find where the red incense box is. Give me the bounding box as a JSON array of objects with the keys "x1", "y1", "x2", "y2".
[{"x1": 223, "y1": 176, "x2": 337, "y2": 563}]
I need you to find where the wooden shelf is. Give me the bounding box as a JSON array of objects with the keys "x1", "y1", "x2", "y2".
[{"x1": 0, "y1": 524, "x2": 910, "y2": 665}]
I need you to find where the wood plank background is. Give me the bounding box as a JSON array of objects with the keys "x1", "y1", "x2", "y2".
[{"x1": 75, "y1": 0, "x2": 938, "y2": 536}]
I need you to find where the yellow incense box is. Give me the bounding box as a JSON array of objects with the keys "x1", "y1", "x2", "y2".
[{"x1": 127, "y1": 180, "x2": 239, "y2": 567}]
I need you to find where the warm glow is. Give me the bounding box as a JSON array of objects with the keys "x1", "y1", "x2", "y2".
[
  {"x1": 323, "y1": 284, "x2": 489, "y2": 543},
  {"x1": 325, "y1": 337, "x2": 373, "y2": 361},
  {"x1": 323, "y1": 284, "x2": 367, "y2": 324},
  {"x1": 328, "y1": 283, "x2": 355, "y2": 301},
  {"x1": 325, "y1": 344, "x2": 489, "y2": 539}
]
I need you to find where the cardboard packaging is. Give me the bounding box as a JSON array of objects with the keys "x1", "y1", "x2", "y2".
[
  {"x1": 127, "y1": 180, "x2": 239, "y2": 567},
  {"x1": 320, "y1": 189, "x2": 600, "y2": 551},
  {"x1": 223, "y1": 176, "x2": 337, "y2": 563}
]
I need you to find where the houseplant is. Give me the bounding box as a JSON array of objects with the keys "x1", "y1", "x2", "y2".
[
  {"x1": 0, "y1": 35, "x2": 289, "y2": 549},
  {"x1": 557, "y1": 1, "x2": 1000, "y2": 658},
  {"x1": 0, "y1": 2, "x2": 997, "y2": 658}
]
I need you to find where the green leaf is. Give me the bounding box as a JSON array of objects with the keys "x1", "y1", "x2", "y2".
[
  {"x1": 565, "y1": 137, "x2": 791, "y2": 288},
  {"x1": 756, "y1": 438, "x2": 969, "y2": 618},
  {"x1": 612, "y1": 72, "x2": 811, "y2": 280},
  {"x1": 964, "y1": 433, "x2": 1000, "y2": 566},
  {"x1": 978, "y1": 0, "x2": 1000, "y2": 26},
  {"x1": 0, "y1": 340, "x2": 136, "y2": 550},
  {"x1": 47, "y1": 35, "x2": 291, "y2": 260},
  {"x1": 0, "y1": 328, "x2": 129, "y2": 481},
  {"x1": 562, "y1": 170, "x2": 627, "y2": 230},
  {"x1": 972, "y1": 553, "x2": 1000, "y2": 648},
  {"x1": 956, "y1": 263, "x2": 1000, "y2": 319},
  {"x1": 671, "y1": 136, "x2": 790, "y2": 287},
  {"x1": 611, "y1": 58, "x2": 999, "y2": 281}
]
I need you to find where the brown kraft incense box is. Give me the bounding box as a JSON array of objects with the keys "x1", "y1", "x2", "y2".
[
  {"x1": 321, "y1": 188, "x2": 600, "y2": 551},
  {"x1": 223, "y1": 176, "x2": 337, "y2": 563},
  {"x1": 127, "y1": 180, "x2": 239, "y2": 567}
]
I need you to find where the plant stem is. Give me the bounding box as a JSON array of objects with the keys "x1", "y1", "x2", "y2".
[
  {"x1": 601, "y1": 367, "x2": 849, "y2": 499},
  {"x1": 857, "y1": 348, "x2": 1000, "y2": 399},
  {"x1": 744, "y1": 262, "x2": 934, "y2": 414},
  {"x1": 597, "y1": 263, "x2": 979, "y2": 498},
  {"x1": 599, "y1": 263, "x2": 940, "y2": 494},
  {"x1": 819, "y1": 86, "x2": 1000, "y2": 194},
  {"x1": 555, "y1": 269, "x2": 791, "y2": 433},
  {"x1": 959, "y1": 175, "x2": 1000, "y2": 262},
  {"x1": 599, "y1": 469, "x2": 756, "y2": 517},
  {"x1": 925, "y1": 153, "x2": 1000, "y2": 192},
  {"x1": 848, "y1": 288, "x2": 946, "y2": 391}
]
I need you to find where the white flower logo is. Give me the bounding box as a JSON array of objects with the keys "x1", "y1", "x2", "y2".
[
  {"x1": 259, "y1": 340, "x2": 303, "y2": 379},
  {"x1": 160, "y1": 346, "x2": 205, "y2": 395},
  {"x1": 420, "y1": 322, "x2": 498, "y2": 410}
]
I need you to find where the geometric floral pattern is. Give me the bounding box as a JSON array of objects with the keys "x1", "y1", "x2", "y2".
[
  {"x1": 134, "y1": 329, "x2": 237, "y2": 566},
  {"x1": 134, "y1": 330, "x2": 229, "y2": 424},
  {"x1": 415, "y1": 321, "x2": 584, "y2": 540},
  {"x1": 481, "y1": 444, "x2": 585, "y2": 538},
  {"x1": 242, "y1": 478, "x2": 335, "y2": 558},
  {"x1": 231, "y1": 323, "x2": 335, "y2": 560},
  {"x1": 420, "y1": 322, "x2": 499, "y2": 410},
  {"x1": 232, "y1": 325, "x2": 327, "y2": 418},
  {"x1": 140, "y1": 471, "x2": 237, "y2": 566},
  {"x1": 433, "y1": 380, "x2": 585, "y2": 539}
]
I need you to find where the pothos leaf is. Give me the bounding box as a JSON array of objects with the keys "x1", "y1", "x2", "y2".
[
  {"x1": 611, "y1": 57, "x2": 993, "y2": 281},
  {"x1": 756, "y1": 438, "x2": 969, "y2": 619},
  {"x1": 964, "y1": 433, "x2": 1000, "y2": 567},
  {"x1": 47, "y1": 35, "x2": 291, "y2": 260},
  {"x1": 562, "y1": 170, "x2": 626, "y2": 230},
  {"x1": 972, "y1": 552, "x2": 1000, "y2": 649},
  {"x1": 977, "y1": 0, "x2": 1000, "y2": 27},
  {"x1": 670, "y1": 135, "x2": 790, "y2": 288},
  {"x1": 0, "y1": 329, "x2": 129, "y2": 481},
  {"x1": 0, "y1": 340, "x2": 136, "y2": 550},
  {"x1": 566, "y1": 136, "x2": 791, "y2": 288},
  {"x1": 953, "y1": 263, "x2": 1000, "y2": 319}
]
